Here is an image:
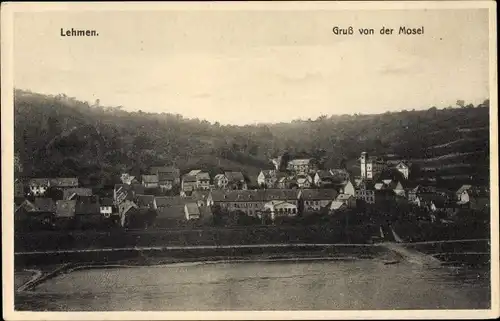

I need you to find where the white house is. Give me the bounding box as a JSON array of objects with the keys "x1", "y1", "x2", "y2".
[
  {"x1": 341, "y1": 180, "x2": 356, "y2": 197},
  {"x1": 287, "y1": 159, "x2": 317, "y2": 174},
  {"x1": 394, "y1": 161, "x2": 411, "y2": 180},
  {"x1": 99, "y1": 198, "x2": 114, "y2": 218},
  {"x1": 296, "y1": 175, "x2": 313, "y2": 189},
  {"x1": 184, "y1": 202, "x2": 201, "y2": 220},
  {"x1": 257, "y1": 170, "x2": 277, "y2": 188},
  {"x1": 263, "y1": 200, "x2": 298, "y2": 221}
]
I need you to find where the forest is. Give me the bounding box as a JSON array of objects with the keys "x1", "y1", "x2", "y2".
[{"x1": 14, "y1": 89, "x2": 490, "y2": 188}]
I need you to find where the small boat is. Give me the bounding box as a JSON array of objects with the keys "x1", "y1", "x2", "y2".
[{"x1": 383, "y1": 260, "x2": 400, "y2": 265}]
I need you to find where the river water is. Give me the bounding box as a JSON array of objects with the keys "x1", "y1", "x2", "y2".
[{"x1": 16, "y1": 258, "x2": 490, "y2": 311}]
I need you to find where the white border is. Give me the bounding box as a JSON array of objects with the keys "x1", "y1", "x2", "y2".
[{"x1": 2, "y1": 1, "x2": 499, "y2": 320}]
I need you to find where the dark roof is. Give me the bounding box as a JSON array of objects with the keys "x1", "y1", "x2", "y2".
[
  {"x1": 210, "y1": 189, "x2": 299, "y2": 202},
  {"x1": 14, "y1": 197, "x2": 25, "y2": 207},
  {"x1": 63, "y1": 188, "x2": 92, "y2": 199},
  {"x1": 75, "y1": 199, "x2": 100, "y2": 215},
  {"x1": 34, "y1": 198, "x2": 56, "y2": 212},
  {"x1": 315, "y1": 170, "x2": 333, "y2": 179},
  {"x1": 56, "y1": 200, "x2": 76, "y2": 218},
  {"x1": 300, "y1": 189, "x2": 338, "y2": 200},
  {"x1": 260, "y1": 170, "x2": 277, "y2": 178},
  {"x1": 225, "y1": 171, "x2": 245, "y2": 182},
  {"x1": 142, "y1": 175, "x2": 159, "y2": 184},
  {"x1": 191, "y1": 191, "x2": 210, "y2": 201},
  {"x1": 158, "y1": 172, "x2": 176, "y2": 182},
  {"x1": 29, "y1": 178, "x2": 50, "y2": 186},
  {"x1": 135, "y1": 194, "x2": 156, "y2": 208},
  {"x1": 150, "y1": 166, "x2": 180, "y2": 175},
  {"x1": 155, "y1": 196, "x2": 195, "y2": 207},
  {"x1": 100, "y1": 197, "x2": 114, "y2": 206},
  {"x1": 49, "y1": 177, "x2": 79, "y2": 187},
  {"x1": 182, "y1": 175, "x2": 197, "y2": 183}
]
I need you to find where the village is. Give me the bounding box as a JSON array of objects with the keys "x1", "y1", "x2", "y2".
[{"x1": 14, "y1": 151, "x2": 490, "y2": 233}]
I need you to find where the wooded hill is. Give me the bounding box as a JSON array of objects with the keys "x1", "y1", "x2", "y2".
[{"x1": 14, "y1": 89, "x2": 490, "y2": 188}]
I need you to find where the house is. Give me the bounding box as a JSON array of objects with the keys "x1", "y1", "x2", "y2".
[
  {"x1": 99, "y1": 197, "x2": 114, "y2": 218},
  {"x1": 154, "y1": 196, "x2": 197, "y2": 227},
  {"x1": 457, "y1": 186, "x2": 489, "y2": 211},
  {"x1": 120, "y1": 173, "x2": 138, "y2": 185},
  {"x1": 49, "y1": 178, "x2": 79, "y2": 189},
  {"x1": 296, "y1": 174, "x2": 313, "y2": 189},
  {"x1": 257, "y1": 170, "x2": 278, "y2": 188},
  {"x1": 142, "y1": 175, "x2": 159, "y2": 189},
  {"x1": 314, "y1": 170, "x2": 334, "y2": 187},
  {"x1": 359, "y1": 152, "x2": 386, "y2": 180},
  {"x1": 33, "y1": 198, "x2": 57, "y2": 214},
  {"x1": 299, "y1": 189, "x2": 338, "y2": 213},
  {"x1": 158, "y1": 172, "x2": 176, "y2": 191},
  {"x1": 339, "y1": 180, "x2": 356, "y2": 197},
  {"x1": 408, "y1": 185, "x2": 437, "y2": 204},
  {"x1": 455, "y1": 184, "x2": 472, "y2": 200},
  {"x1": 415, "y1": 194, "x2": 447, "y2": 212},
  {"x1": 63, "y1": 188, "x2": 93, "y2": 200},
  {"x1": 270, "y1": 156, "x2": 282, "y2": 170},
  {"x1": 191, "y1": 190, "x2": 212, "y2": 207},
  {"x1": 184, "y1": 203, "x2": 201, "y2": 220},
  {"x1": 28, "y1": 178, "x2": 50, "y2": 196},
  {"x1": 276, "y1": 175, "x2": 292, "y2": 189},
  {"x1": 55, "y1": 200, "x2": 77, "y2": 218},
  {"x1": 135, "y1": 194, "x2": 157, "y2": 210},
  {"x1": 263, "y1": 200, "x2": 298, "y2": 220},
  {"x1": 117, "y1": 200, "x2": 139, "y2": 227},
  {"x1": 394, "y1": 161, "x2": 412, "y2": 180},
  {"x1": 14, "y1": 198, "x2": 37, "y2": 225},
  {"x1": 329, "y1": 169, "x2": 350, "y2": 184},
  {"x1": 329, "y1": 201, "x2": 348, "y2": 213},
  {"x1": 181, "y1": 175, "x2": 198, "y2": 195},
  {"x1": 287, "y1": 158, "x2": 317, "y2": 174},
  {"x1": 214, "y1": 171, "x2": 247, "y2": 190},
  {"x1": 114, "y1": 184, "x2": 144, "y2": 204},
  {"x1": 185, "y1": 170, "x2": 211, "y2": 190},
  {"x1": 208, "y1": 189, "x2": 300, "y2": 217},
  {"x1": 336, "y1": 194, "x2": 356, "y2": 209},
  {"x1": 354, "y1": 180, "x2": 376, "y2": 204},
  {"x1": 150, "y1": 166, "x2": 181, "y2": 185},
  {"x1": 214, "y1": 174, "x2": 228, "y2": 189}
]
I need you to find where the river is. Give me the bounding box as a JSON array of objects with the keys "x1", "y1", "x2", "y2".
[{"x1": 16, "y1": 257, "x2": 490, "y2": 311}]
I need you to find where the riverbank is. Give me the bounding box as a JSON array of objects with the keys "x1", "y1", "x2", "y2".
[{"x1": 16, "y1": 243, "x2": 403, "y2": 292}]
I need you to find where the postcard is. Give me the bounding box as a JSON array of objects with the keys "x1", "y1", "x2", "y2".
[{"x1": 1, "y1": 1, "x2": 498, "y2": 320}]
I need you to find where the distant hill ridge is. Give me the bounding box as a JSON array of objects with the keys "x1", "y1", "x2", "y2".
[{"x1": 14, "y1": 89, "x2": 490, "y2": 188}]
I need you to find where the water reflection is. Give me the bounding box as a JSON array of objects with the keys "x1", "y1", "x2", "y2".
[{"x1": 16, "y1": 259, "x2": 490, "y2": 311}]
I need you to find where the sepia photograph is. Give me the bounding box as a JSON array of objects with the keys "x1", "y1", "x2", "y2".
[{"x1": 1, "y1": 1, "x2": 498, "y2": 319}]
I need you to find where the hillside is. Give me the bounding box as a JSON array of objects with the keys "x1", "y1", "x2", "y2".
[{"x1": 14, "y1": 89, "x2": 490, "y2": 188}]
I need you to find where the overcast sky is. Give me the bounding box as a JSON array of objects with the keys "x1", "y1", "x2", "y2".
[{"x1": 14, "y1": 9, "x2": 490, "y2": 125}]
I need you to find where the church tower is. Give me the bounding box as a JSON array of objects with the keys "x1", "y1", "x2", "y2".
[{"x1": 360, "y1": 152, "x2": 368, "y2": 179}]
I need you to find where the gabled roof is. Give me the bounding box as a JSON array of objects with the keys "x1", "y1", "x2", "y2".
[
  {"x1": 150, "y1": 166, "x2": 180, "y2": 175},
  {"x1": 315, "y1": 170, "x2": 333, "y2": 179},
  {"x1": 56, "y1": 200, "x2": 76, "y2": 218},
  {"x1": 210, "y1": 189, "x2": 299, "y2": 202},
  {"x1": 29, "y1": 178, "x2": 50, "y2": 186},
  {"x1": 182, "y1": 175, "x2": 197, "y2": 183},
  {"x1": 155, "y1": 196, "x2": 195, "y2": 207},
  {"x1": 188, "y1": 169, "x2": 202, "y2": 176},
  {"x1": 288, "y1": 159, "x2": 313, "y2": 166},
  {"x1": 135, "y1": 194, "x2": 156, "y2": 208},
  {"x1": 456, "y1": 184, "x2": 472, "y2": 194},
  {"x1": 336, "y1": 194, "x2": 353, "y2": 201},
  {"x1": 34, "y1": 198, "x2": 56, "y2": 212},
  {"x1": 158, "y1": 172, "x2": 176, "y2": 182},
  {"x1": 197, "y1": 172, "x2": 210, "y2": 180},
  {"x1": 260, "y1": 170, "x2": 277, "y2": 178},
  {"x1": 191, "y1": 190, "x2": 210, "y2": 201},
  {"x1": 412, "y1": 185, "x2": 437, "y2": 194},
  {"x1": 300, "y1": 189, "x2": 338, "y2": 200},
  {"x1": 184, "y1": 203, "x2": 201, "y2": 216},
  {"x1": 214, "y1": 174, "x2": 226, "y2": 180},
  {"x1": 75, "y1": 198, "x2": 100, "y2": 215},
  {"x1": 142, "y1": 175, "x2": 159, "y2": 184},
  {"x1": 225, "y1": 171, "x2": 245, "y2": 182},
  {"x1": 49, "y1": 178, "x2": 78, "y2": 187},
  {"x1": 63, "y1": 188, "x2": 92, "y2": 200},
  {"x1": 330, "y1": 201, "x2": 346, "y2": 210},
  {"x1": 100, "y1": 197, "x2": 114, "y2": 206}
]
